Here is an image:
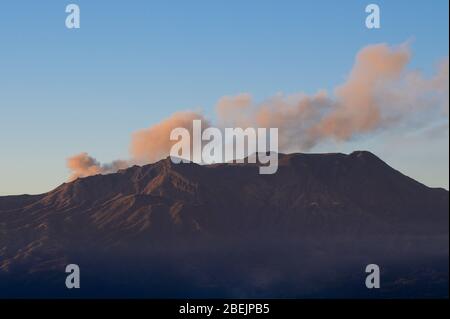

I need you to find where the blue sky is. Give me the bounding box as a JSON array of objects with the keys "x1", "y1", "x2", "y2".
[{"x1": 0, "y1": 0, "x2": 449, "y2": 194}]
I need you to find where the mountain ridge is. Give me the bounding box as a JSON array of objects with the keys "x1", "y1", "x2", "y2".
[{"x1": 1, "y1": 150, "x2": 448, "y2": 240}]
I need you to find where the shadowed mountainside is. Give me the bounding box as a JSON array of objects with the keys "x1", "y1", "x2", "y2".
[{"x1": 0, "y1": 151, "x2": 448, "y2": 298}]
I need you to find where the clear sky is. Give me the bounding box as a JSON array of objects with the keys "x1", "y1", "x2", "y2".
[{"x1": 0, "y1": 0, "x2": 449, "y2": 195}]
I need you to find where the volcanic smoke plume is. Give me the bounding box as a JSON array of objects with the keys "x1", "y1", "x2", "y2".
[
  {"x1": 67, "y1": 153, "x2": 128, "y2": 181},
  {"x1": 130, "y1": 112, "x2": 210, "y2": 165},
  {"x1": 67, "y1": 42, "x2": 449, "y2": 179}
]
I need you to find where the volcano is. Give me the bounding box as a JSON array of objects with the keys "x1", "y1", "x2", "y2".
[{"x1": 0, "y1": 151, "x2": 448, "y2": 298}]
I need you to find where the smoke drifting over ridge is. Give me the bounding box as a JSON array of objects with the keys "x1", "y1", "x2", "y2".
[
  {"x1": 131, "y1": 112, "x2": 210, "y2": 164},
  {"x1": 215, "y1": 43, "x2": 448, "y2": 151},
  {"x1": 67, "y1": 43, "x2": 449, "y2": 179},
  {"x1": 67, "y1": 153, "x2": 128, "y2": 181}
]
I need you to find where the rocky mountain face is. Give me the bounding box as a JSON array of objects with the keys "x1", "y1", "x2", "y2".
[{"x1": 0, "y1": 151, "x2": 448, "y2": 298}]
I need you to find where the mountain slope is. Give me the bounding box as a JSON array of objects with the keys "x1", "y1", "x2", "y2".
[{"x1": 0, "y1": 151, "x2": 448, "y2": 298}]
